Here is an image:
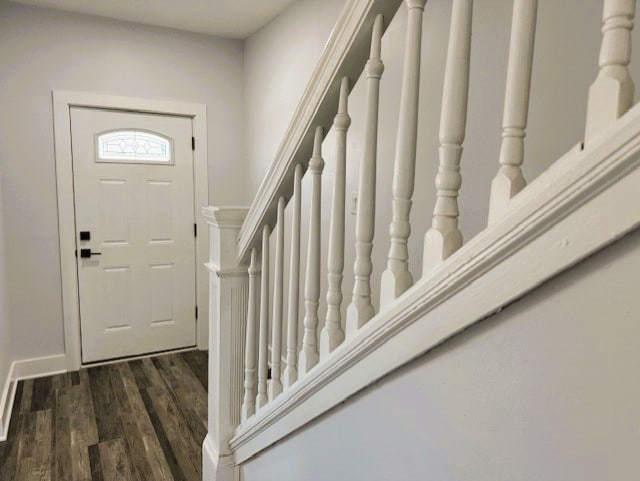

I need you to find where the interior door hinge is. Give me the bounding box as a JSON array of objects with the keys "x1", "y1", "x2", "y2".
[
  {"x1": 192, "y1": 136, "x2": 196, "y2": 151},
  {"x1": 195, "y1": 305, "x2": 198, "y2": 320},
  {"x1": 194, "y1": 223, "x2": 197, "y2": 237}
]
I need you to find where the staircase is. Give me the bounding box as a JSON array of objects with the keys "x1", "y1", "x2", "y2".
[{"x1": 202, "y1": 0, "x2": 640, "y2": 479}]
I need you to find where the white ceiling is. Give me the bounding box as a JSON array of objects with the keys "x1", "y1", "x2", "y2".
[{"x1": 9, "y1": 0, "x2": 299, "y2": 38}]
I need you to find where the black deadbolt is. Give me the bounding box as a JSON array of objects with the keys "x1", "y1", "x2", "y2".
[{"x1": 80, "y1": 231, "x2": 91, "y2": 241}]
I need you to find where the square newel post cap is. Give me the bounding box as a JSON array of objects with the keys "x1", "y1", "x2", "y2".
[
  {"x1": 202, "y1": 205, "x2": 249, "y2": 228},
  {"x1": 202, "y1": 206, "x2": 249, "y2": 271}
]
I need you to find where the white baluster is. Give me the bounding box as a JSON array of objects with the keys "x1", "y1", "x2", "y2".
[
  {"x1": 283, "y1": 165, "x2": 302, "y2": 389},
  {"x1": 268, "y1": 198, "x2": 285, "y2": 400},
  {"x1": 488, "y1": 0, "x2": 537, "y2": 225},
  {"x1": 241, "y1": 248, "x2": 260, "y2": 421},
  {"x1": 256, "y1": 225, "x2": 270, "y2": 409},
  {"x1": 321, "y1": 77, "x2": 351, "y2": 355},
  {"x1": 346, "y1": 14, "x2": 385, "y2": 335},
  {"x1": 380, "y1": 0, "x2": 427, "y2": 307},
  {"x1": 423, "y1": 0, "x2": 473, "y2": 272},
  {"x1": 299, "y1": 126, "x2": 324, "y2": 375},
  {"x1": 585, "y1": 0, "x2": 635, "y2": 141}
]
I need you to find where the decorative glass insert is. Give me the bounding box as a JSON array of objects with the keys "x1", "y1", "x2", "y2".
[{"x1": 96, "y1": 130, "x2": 173, "y2": 164}]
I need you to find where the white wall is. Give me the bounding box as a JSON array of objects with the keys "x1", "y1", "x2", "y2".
[
  {"x1": 0, "y1": 170, "x2": 10, "y2": 405},
  {"x1": 243, "y1": 0, "x2": 346, "y2": 193},
  {"x1": 243, "y1": 227, "x2": 640, "y2": 481},
  {"x1": 0, "y1": 1, "x2": 245, "y2": 362}
]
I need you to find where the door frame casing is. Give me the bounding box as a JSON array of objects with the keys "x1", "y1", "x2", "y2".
[{"x1": 53, "y1": 90, "x2": 209, "y2": 371}]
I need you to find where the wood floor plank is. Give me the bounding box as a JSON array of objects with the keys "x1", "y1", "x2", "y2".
[
  {"x1": 138, "y1": 358, "x2": 166, "y2": 392},
  {"x1": 50, "y1": 369, "x2": 71, "y2": 479},
  {"x1": 180, "y1": 351, "x2": 208, "y2": 390},
  {"x1": 164, "y1": 356, "x2": 207, "y2": 423},
  {"x1": 15, "y1": 455, "x2": 36, "y2": 481},
  {"x1": 78, "y1": 370, "x2": 99, "y2": 446},
  {"x1": 115, "y1": 365, "x2": 156, "y2": 440},
  {"x1": 141, "y1": 435, "x2": 177, "y2": 481},
  {"x1": 116, "y1": 363, "x2": 174, "y2": 481},
  {"x1": 31, "y1": 376, "x2": 53, "y2": 412},
  {"x1": 33, "y1": 409, "x2": 53, "y2": 481},
  {"x1": 50, "y1": 373, "x2": 72, "y2": 391},
  {"x1": 153, "y1": 356, "x2": 207, "y2": 442},
  {"x1": 127, "y1": 361, "x2": 151, "y2": 391},
  {"x1": 88, "y1": 366, "x2": 123, "y2": 442},
  {"x1": 98, "y1": 438, "x2": 135, "y2": 481},
  {"x1": 14, "y1": 410, "x2": 37, "y2": 481},
  {"x1": 137, "y1": 385, "x2": 186, "y2": 481},
  {"x1": 20, "y1": 379, "x2": 34, "y2": 414},
  {"x1": 0, "y1": 381, "x2": 24, "y2": 481},
  {"x1": 108, "y1": 365, "x2": 153, "y2": 481},
  {"x1": 70, "y1": 436, "x2": 92, "y2": 481},
  {"x1": 147, "y1": 386, "x2": 201, "y2": 481},
  {"x1": 88, "y1": 444, "x2": 104, "y2": 481},
  {"x1": 142, "y1": 355, "x2": 207, "y2": 450},
  {"x1": 52, "y1": 387, "x2": 72, "y2": 481},
  {"x1": 1, "y1": 351, "x2": 207, "y2": 481},
  {"x1": 140, "y1": 355, "x2": 204, "y2": 447},
  {"x1": 68, "y1": 385, "x2": 92, "y2": 481}
]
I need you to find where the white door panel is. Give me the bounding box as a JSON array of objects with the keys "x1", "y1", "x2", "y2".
[{"x1": 71, "y1": 107, "x2": 196, "y2": 363}]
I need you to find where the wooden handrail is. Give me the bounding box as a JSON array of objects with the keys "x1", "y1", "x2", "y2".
[{"x1": 236, "y1": 0, "x2": 403, "y2": 266}]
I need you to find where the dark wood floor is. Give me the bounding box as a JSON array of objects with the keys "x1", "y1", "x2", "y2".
[{"x1": 0, "y1": 350, "x2": 208, "y2": 481}]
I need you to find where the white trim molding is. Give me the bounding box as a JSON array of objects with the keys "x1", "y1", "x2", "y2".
[
  {"x1": 12, "y1": 354, "x2": 67, "y2": 380},
  {"x1": 52, "y1": 90, "x2": 209, "y2": 370},
  {"x1": 0, "y1": 362, "x2": 16, "y2": 441},
  {"x1": 203, "y1": 433, "x2": 238, "y2": 481},
  {"x1": 229, "y1": 102, "x2": 640, "y2": 462}
]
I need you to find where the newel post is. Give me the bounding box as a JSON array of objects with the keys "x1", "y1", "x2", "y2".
[{"x1": 202, "y1": 206, "x2": 249, "y2": 481}]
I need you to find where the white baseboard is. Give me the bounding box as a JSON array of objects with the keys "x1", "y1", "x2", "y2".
[
  {"x1": 203, "y1": 434, "x2": 218, "y2": 480},
  {"x1": 0, "y1": 353, "x2": 67, "y2": 441},
  {"x1": 0, "y1": 362, "x2": 16, "y2": 441},
  {"x1": 13, "y1": 353, "x2": 67, "y2": 380},
  {"x1": 203, "y1": 434, "x2": 239, "y2": 481}
]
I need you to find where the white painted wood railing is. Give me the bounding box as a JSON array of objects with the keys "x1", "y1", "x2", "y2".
[{"x1": 203, "y1": 0, "x2": 638, "y2": 476}]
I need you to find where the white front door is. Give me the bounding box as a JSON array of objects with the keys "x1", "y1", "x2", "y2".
[{"x1": 70, "y1": 107, "x2": 197, "y2": 363}]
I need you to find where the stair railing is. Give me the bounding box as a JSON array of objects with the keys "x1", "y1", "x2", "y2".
[{"x1": 202, "y1": 0, "x2": 636, "y2": 475}]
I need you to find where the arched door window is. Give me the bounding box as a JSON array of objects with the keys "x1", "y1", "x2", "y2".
[{"x1": 96, "y1": 130, "x2": 173, "y2": 164}]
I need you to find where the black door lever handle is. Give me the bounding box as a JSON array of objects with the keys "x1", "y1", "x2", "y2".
[{"x1": 80, "y1": 248, "x2": 102, "y2": 258}]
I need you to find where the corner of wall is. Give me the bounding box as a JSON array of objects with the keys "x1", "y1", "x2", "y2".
[
  {"x1": 0, "y1": 362, "x2": 16, "y2": 442},
  {"x1": 0, "y1": 353, "x2": 67, "y2": 441}
]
